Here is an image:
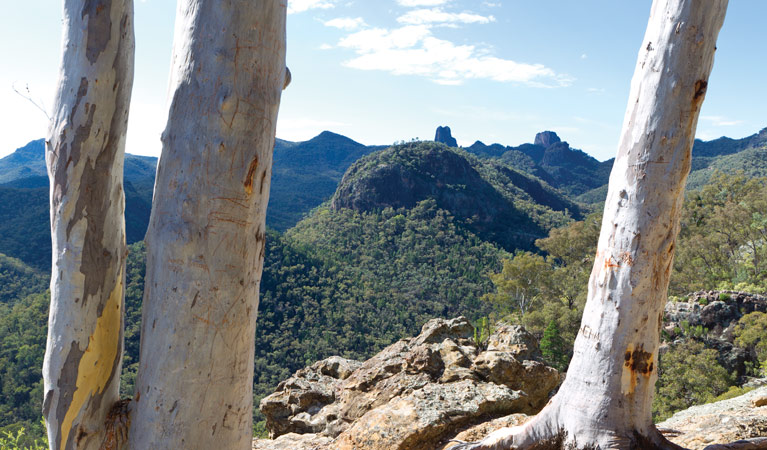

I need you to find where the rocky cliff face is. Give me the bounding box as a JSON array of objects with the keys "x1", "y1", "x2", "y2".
[
  {"x1": 434, "y1": 126, "x2": 458, "y2": 147},
  {"x1": 330, "y1": 141, "x2": 580, "y2": 253},
  {"x1": 663, "y1": 290, "x2": 767, "y2": 378},
  {"x1": 255, "y1": 317, "x2": 559, "y2": 450},
  {"x1": 533, "y1": 131, "x2": 561, "y2": 148}
]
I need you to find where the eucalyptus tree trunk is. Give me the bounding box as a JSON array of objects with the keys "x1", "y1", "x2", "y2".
[
  {"x1": 455, "y1": 0, "x2": 728, "y2": 448},
  {"x1": 42, "y1": 1, "x2": 134, "y2": 449},
  {"x1": 127, "y1": 1, "x2": 287, "y2": 448}
]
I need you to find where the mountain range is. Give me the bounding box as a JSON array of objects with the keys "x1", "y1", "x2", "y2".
[
  {"x1": 2, "y1": 125, "x2": 767, "y2": 438},
  {"x1": 3, "y1": 125, "x2": 767, "y2": 269}
]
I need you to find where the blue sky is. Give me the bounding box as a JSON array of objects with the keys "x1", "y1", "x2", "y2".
[{"x1": 1, "y1": 1, "x2": 766, "y2": 161}]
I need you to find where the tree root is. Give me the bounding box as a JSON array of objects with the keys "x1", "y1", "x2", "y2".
[
  {"x1": 449, "y1": 423, "x2": 767, "y2": 450},
  {"x1": 702, "y1": 438, "x2": 767, "y2": 450},
  {"x1": 443, "y1": 407, "x2": 708, "y2": 450},
  {"x1": 101, "y1": 399, "x2": 131, "y2": 450}
]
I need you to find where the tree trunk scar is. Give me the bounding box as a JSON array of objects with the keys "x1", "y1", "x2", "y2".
[
  {"x1": 101, "y1": 399, "x2": 131, "y2": 450},
  {"x1": 620, "y1": 252, "x2": 634, "y2": 266},
  {"x1": 244, "y1": 156, "x2": 259, "y2": 195},
  {"x1": 605, "y1": 256, "x2": 621, "y2": 269},
  {"x1": 59, "y1": 277, "x2": 123, "y2": 450},
  {"x1": 259, "y1": 170, "x2": 267, "y2": 194},
  {"x1": 693, "y1": 80, "x2": 708, "y2": 101},
  {"x1": 621, "y1": 344, "x2": 654, "y2": 395},
  {"x1": 579, "y1": 325, "x2": 599, "y2": 341}
]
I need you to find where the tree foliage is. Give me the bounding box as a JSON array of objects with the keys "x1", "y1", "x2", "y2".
[
  {"x1": 484, "y1": 212, "x2": 601, "y2": 370},
  {"x1": 734, "y1": 311, "x2": 767, "y2": 376},
  {"x1": 0, "y1": 293, "x2": 48, "y2": 442},
  {"x1": 672, "y1": 172, "x2": 767, "y2": 294},
  {"x1": 483, "y1": 251, "x2": 551, "y2": 317},
  {"x1": 0, "y1": 254, "x2": 48, "y2": 305},
  {"x1": 539, "y1": 320, "x2": 567, "y2": 371},
  {"x1": 653, "y1": 340, "x2": 732, "y2": 422}
]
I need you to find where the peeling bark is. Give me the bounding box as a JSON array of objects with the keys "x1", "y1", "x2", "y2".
[
  {"x1": 127, "y1": 1, "x2": 287, "y2": 448},
  {"x1": 43, "y1": 1, "x2": 134, "y2": 449},
  {"x1": 454, "y1": 0, "x2": 728, "y2": 448}
]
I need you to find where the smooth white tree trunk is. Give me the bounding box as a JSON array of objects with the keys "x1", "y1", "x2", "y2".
[
  {"x1": 456, "y1": 1, "x2": 728, "y2": 448},
  {"x1": 127, "y1": 1, "x2": 287, "y2": 448},
  {"x1": 43, "y1": 1, "x2": 134, "y2": 449}
]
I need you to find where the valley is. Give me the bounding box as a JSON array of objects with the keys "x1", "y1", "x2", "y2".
[{"x1": 1, "y1": 125, "x2": 767, "y2": 443}]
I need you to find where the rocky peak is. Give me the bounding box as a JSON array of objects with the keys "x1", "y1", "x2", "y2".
[
  {"x1": 435, "y1": 126, "x2": 458, "y2": 147},
  {"x1": 534, "y1": 131, "x2": 561, "y2": 148}
]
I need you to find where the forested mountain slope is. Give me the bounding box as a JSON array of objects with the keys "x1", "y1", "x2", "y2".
[
  {"x1": 332, "y1": 142, "x2": 579, "y2": 252},
  {"x1": 0, "y1": 133, "x2": 384, "y2": 269},
  {"x1": 576, "y1": 127, "x2": 767, "y2": 204},
  {"x1": 2, "y1": 128, "x2": 767, "y2": 440},
  {"x1": 466, "y1": 131, "x2": 611, "y2": 196},
  {"x1": 268, "y1": 131, "x2": 385, "y2": 230}
]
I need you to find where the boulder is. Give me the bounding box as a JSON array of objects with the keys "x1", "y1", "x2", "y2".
[
  {"x1": 485, "y1": 323, "x2": 540, "y2": 360},
  {"x1": 252, "y1": 433, "x2": 333, "y2": 450},
  {"x1": 450, "y1": 388, "x2": 767, "y2": 450},
  {"x1": 256, "y1": 317, "x2": 560, "y2": 448},
  {"x1": 441, "y1": 414, "x2": 531, "y2": 449},
  {"x1": 335, "y1": 381, "x2": 527, "y2": 450}
]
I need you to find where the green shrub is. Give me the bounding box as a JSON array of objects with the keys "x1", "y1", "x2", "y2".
[
  {"x1": 711, "y1": 385, "x2": 756, "y2": 403},
  {"x1": 735, "y1": 312, "x2": 767, "y2": 376},
  {"x1": 473, "y1": 317, "x2": 492, "y2": 350},
  {"x1": 540, "y1": 320, "x2": 567, "y2": 371},
  {"x1": 0, "y1": 424, "x2": 47, "y2": 450},
  {"x1": 653, "y1": 340, "x2": 733, "y2": 422},
  {"x1": 718, "y1": 292, "x2": 732, "y2": 302}
]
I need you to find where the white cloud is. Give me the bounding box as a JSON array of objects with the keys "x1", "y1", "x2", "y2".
[
  {"x1": 340, "y1": 26, "x2": 431, "y2": 52},
  {"x1": 288, "y1": 0, "x2": 336, "y2": 15},
  {"x1": 125, "y1": 100, "x2": 166, "y2": 157},
  {"x1": 319, "y1": 43, "x2": 334, "y2": 50},
  {"x1": 482, "y1": 1, "x2": 501, "y2": 7},
  {"x1": 324, "y1": 17, "x2": 366, "y2": 30},
  {"x1": 397, "y1": 8, "x2": 495, "y2": 26},
  {"x1": 338, "y1": 26, "x2": 570, "y2": 86},
  {"x1": 397, "y1": 0, "x2": 450, "y2": 6},
  {"x1": 700, "y1": 115, "x2": 743, "y2": 127}
]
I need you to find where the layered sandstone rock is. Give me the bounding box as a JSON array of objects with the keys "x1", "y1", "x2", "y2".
[{"x1": 255, "y1": 317, "x2": 559, "y2": 449}]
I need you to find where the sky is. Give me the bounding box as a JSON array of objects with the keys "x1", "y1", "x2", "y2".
[{"x1": 1, "y1": 1, "x2": 766, "y2": 162}]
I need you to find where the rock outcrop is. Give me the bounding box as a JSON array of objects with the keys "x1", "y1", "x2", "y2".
[
  {"x1": 440, "y1": 387, "x2": 767, "y2": 450},
  {"x1": 657, "y1": 386, "x2": 767, "y2": 449},
  {"x1": 255, "y1": 317, "x2": 559, "y2": 450},
  {"x1": 663, "y1": 290, "x2": 767, "y2": 378},
  {"x1": 435, "y1": 126, "x2": 458, "y2": 147},
  {"x1": 533, "y1": 130, "x2": 561, "y2": 148},
  {"x1": 664, "y1": 291, "x2": 767, "y2": 335}
]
